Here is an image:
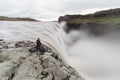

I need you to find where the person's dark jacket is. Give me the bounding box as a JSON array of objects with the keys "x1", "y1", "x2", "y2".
[{"x1": 36, "y1": 39, "x2": 42, "y2": 48}]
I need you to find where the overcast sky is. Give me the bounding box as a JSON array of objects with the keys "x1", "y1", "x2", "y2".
[{"x1": 0, "y1": 0, "x2": 120, "y2": 21}]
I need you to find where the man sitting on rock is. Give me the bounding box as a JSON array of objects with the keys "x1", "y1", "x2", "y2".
[
  {"x1": 29, "y1": 38, "x2": 46, "y2": 55},
  {"x1": 36, "y1": 38, "x2": 42, "y2": 50},
  {"x1": 36, "y1": 38, "x2": 46, "y2": 55}
]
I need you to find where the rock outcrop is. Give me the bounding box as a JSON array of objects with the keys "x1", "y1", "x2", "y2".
[{"x1": 0, "y1": 40, "x2": 84, "y2": 80}]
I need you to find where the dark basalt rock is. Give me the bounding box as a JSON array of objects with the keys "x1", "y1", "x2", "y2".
[{"x1": 65, "y1": 23, "x2": 106, "y2": 35}]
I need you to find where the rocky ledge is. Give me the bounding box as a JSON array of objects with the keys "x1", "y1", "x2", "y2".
[{"x1": 0, "y1": 39, "x2": 84, "y2": 80}]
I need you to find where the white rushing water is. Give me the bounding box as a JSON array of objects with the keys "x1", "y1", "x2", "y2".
[
  {"x1": 0, "y1": 21, "x2": 68, "y2": 61},
  {"x1": 0, "y1": 21, "x2": 120, "y2": 80}
]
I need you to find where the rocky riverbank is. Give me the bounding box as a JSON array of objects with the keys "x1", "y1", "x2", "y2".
[{"x1": 0, "y1": 39, "x2": 84, "y2": 80}]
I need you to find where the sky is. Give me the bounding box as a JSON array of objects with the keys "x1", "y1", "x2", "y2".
[{"x1": 0, "y1": 0, "x2": 120, "y2": 21}]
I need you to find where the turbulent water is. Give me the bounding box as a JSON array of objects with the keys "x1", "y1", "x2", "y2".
[
  {"x1": 0, "y1": 21, "x2": 67, "y2": 61},
  {"x1": 0, "y1": 21, "x2": 120, "y2": 80}
]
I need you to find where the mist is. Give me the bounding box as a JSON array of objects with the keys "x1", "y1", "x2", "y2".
[{"x1": 66, "y1": 30, "x2": 120, "y2": 80}]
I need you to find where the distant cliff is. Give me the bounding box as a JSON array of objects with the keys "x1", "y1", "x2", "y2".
[
  {"x1": 58, "y1": 8, "x2": 120, "y2": 35},
  {"x1": 58, "y1": 8, "x2": 120, "y2": 23},
  {"x1": 0, "y1": 16, "x2": 38, "y2": 21}
]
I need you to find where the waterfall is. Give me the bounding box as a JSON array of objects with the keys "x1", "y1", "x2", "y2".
[
  {"x1": 0, "y1": 21, "x2": 68, "y2": 61},
  {"x1": 1, "y1": 21, "x2": 120, "y2": 80}
]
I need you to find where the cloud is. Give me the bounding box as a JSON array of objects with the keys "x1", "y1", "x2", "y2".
[{"x1": 0, "y1": 0, "x2": 120, "y2": 20}]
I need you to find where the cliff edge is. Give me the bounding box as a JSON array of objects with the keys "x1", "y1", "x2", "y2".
[
  {"x1": 58, "y1": 8, "x2": 120, "y2": 34},
  {"x1": 0, "y1": 39, "x2": 84, "y2": 80}
]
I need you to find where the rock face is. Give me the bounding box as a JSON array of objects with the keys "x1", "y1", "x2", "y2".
[
  {"x1": 0, "y1": 40, "x2": 84, "y2": 80},
  {"x1": 65, "y1": 23, "x2": 106, "y2": 35},
  {"x1": 64, "y1": 22, "x2": 120, "y2": 35},
  {"x1": 58, "y1": 8, "x2": 120, "y2": 35},
  {"x1": 58, "y1": 8, "x2": 120, "y2": 22}
]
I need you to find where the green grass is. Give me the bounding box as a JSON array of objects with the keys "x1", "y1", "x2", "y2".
[{"x1": 67, "y1": 17, "x2": 120, "y2": 24}]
